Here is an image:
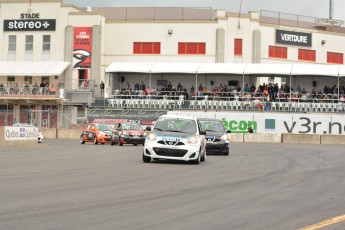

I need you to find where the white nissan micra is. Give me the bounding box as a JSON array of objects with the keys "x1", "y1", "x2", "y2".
[{"x1": 143, "y1": 115, "x2": 207, "y2": 164}]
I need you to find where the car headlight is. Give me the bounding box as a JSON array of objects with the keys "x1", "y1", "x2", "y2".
[
  {"x1": 121, "y1": 131, "x2": 129, "y2": 136},
  {"x1": 143, "y1": 132, "x2": 148, "y2": 136},
  {"x1": 98, "y1": 131, "x2": 105, "y2": 135},
  {"x1": 186, "y1": 136, "x2": 197, "y2": 144},
  {"x1": 221, "y1": 134, "x2": 229, "y2": 142},
  {"x1": 146, "y1": 133, "x2": 157, "y2": 141}
]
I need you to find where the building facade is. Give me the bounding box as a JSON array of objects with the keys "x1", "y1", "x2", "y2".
[{"x1": 0, "y1": 0, "x2": 344, "y2": 127}]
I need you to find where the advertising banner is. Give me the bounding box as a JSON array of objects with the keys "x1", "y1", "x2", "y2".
[
  {"x1": 73, "y1": 27, "x2": 92, "y2": 69},
  {"x1": 276, "y1": 29, "x2": 312, "y2": 47},
  {"x1": 169, "y1": 111, "x2": 345, "y2": 135},
  {"x1": 87, "y1": 110, "x2": 167, "y2": 126},
  {"x1": 5, "y1": 126, "x2": 38, "y2": 141}
]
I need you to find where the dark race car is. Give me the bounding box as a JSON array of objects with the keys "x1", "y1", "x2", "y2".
[
  {"x1": 111, "y1": 122, "x2": 147, "y2": 146},
  {"x1": 197, "y1": 118, "x2": 231, "y2": 155}
]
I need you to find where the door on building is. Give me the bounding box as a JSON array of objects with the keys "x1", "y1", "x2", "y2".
[{"x1": 78, "y1": 69, "x2": 89, "y2": 89}]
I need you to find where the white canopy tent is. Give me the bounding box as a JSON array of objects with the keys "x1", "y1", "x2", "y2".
[
  {"x1": 106, "y1": 62, "x2": 345, "y2": 98},
  {"x1": 0, "y1": 61, "x2": 70, "y2": 76}
]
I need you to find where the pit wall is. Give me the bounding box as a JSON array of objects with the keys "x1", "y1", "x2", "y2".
[{"x1": 1, "y1": 127, "x2": 344, "y2": 145}]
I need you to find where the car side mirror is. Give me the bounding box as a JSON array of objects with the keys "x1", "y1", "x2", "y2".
[
  {"x1": 200, "y1": 130, "x2": 206, "y2": 135},
  {"x1": 146, "y1": 126, "x2": 152, "y2": 131},
  {"x1": 226, "y1": 130, "x2": 231, "y2": 133}
]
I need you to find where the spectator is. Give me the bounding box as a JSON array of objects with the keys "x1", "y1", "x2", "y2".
[
  {"x1": 100, "y1": 81, "x2": 105, "y2": 98},
  {"x1": 49, "y1": 84, "x2": 57, "y2": 95},
  {"x1": 177, "y1": 82, "x2": 182, "y2": 91},
  {"x1": 0, "y1": 82, "x2": 4, "y2": 94},
  {"x1": 140, "y1": 82, "x2": 146, "y2": 91},
  {"x1": 198, "y1": 83, "x2": 204, "y2": 93},
  {"x1": 167, "y1": 82, "x2": 172, "y2": 91},
  {"x1": 134, "y1": 82, "x2": 140, "y2": 91}
]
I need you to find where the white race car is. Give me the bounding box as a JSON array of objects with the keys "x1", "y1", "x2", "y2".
[{"x1": 143, "y1": 115, "x2": 207, "y2": 164}]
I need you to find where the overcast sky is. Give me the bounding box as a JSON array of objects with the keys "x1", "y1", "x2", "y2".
[{"x1": 62, "y1": 0, "x2": 345, "y2": 22}]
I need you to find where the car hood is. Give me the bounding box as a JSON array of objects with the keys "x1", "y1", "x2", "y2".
[
  {"x1": 204, "y1": 131, "x2": 225, "y2": 138},
  {"x1": 153, "y1": 131, "x2": 195, "y2": 139},
  {"x1": 127, "y1": 130, "x2": 144, "y2": 135}
]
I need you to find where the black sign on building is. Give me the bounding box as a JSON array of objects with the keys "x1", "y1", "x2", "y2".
[
  {"x1": 4, "y1": 19, "x2": 56, "y2": 31},
  {"x1": 276, "y1": 29, "x2": 312, "y2": 47}
]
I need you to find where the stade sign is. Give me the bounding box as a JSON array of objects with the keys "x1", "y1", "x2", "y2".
[{"x1": 3, "y1": 13, "x2": 56, "y2": 31}]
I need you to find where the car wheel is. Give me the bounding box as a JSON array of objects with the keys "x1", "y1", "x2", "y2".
[
  {"x1": 101, "y1": 143, "x2": 104, "y2": 145},
  {"x1": 143, "y1": 152, "x2": 151, "y2": 163},
  {"x1": 201, "y1": 151, "x2": 206, "y2": 161},
  {"x1": 80, "y1": 135, "x2": 85, "y2": 144},
  {"x1": 223, "y1": 151, "x2": 229, "y2": 156},
  {"x1": 118, "y1": 138, "x2": 123, "y2": 146},
  {"x1": 191, "y1": 151, "x2": 201, "y2": 164},
  {"x1": 110, "y1": 140, "x2": 115, "y2": 146},
  {"x1": 93, "y1": 136, "x2": 98, "y2": 145},
  {"x1": 134, "y1": 144, "x2": 137, "y2": 146}
]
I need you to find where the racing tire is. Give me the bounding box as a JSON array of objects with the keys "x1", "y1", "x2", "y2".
[
  {"x1": 143, "y1": 152, "x2": 151, "y2": 163},
  {"x1": 93, "y1": 136, "x2": 98, "y2": 145},
  {"x1": 118, "y1": 138, "x2": 123, "y2": 146},
  {"x1": 201, "y1": 151, "x2": 206, "y2": 162},
  {"x1": 223, "y1": 151, "x2": 229, "y2": 156},
  {"x1": 101, "y1": 143, "x2": 104, "y2": 145},
  {"x1": 134, "y1": 144, "x2": 137, "y2": 146},
  {"x1": 110, "y1": 140, "x2": 115, "y2": 146},
  {"x1": 80, "y1": 135, "x2": 85, "y2": 144}
]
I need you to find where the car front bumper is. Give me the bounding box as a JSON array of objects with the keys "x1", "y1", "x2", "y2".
[
  {"x1": 144, "y1": 141, "x2": 201, "y2": 161},
  {"x1": 205, "y1": 141, "x2": 229, "y2": 154},
  {"x1": 121, "y1": 136, "x2": 146, "y2": 144}
]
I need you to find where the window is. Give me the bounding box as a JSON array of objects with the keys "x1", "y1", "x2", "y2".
[
  {"x1": 25, "y1": 35, "x2": 33, "y2": 61},
  {"x1": 42, "y1": 35, "x2": 51, "y2": 61},
  {"x1": 43, "y1": 35, "x2": 51, "y2": 52},
  {"x1": 133, "y1": 42, "x2": 160, "y2": 54},
  {"x1": 298, "y1": 49, "x2": 316, "y2": 62},
  {"x1": 234, "y1": 39, "x2": 242, "y2": 56},
  {"x1": 25, "y1": 35, "x2": 33, "y2": 52},
  {"x1": 8, "y1": 35, "x2": 16, "y2": 61},
  {"x1": 327, "y1": 52, "x2": 343, "y2": 64},
  {"x1": 178, "y1": 42, "x2": 206, "y2": 54},
  {"x1": 269, "y1": 46, "x2": 287, "y2": 59}
]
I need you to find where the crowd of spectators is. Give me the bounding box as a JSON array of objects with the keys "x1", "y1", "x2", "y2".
[
  {"x1": 114, "y1": 81, "x2": 345, "y2": 104},
  {"x1": 0, "y1": 81, "x2": 60, "y2": 95}
]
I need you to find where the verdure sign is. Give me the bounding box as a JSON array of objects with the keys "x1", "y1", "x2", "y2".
[{"x1": 276, "y1": 29, "x2": 312, "y2": 47}]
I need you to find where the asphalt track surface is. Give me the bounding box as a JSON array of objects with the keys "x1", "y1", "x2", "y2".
[{"x1": 1, "y1": 139, "x2": 345, "y2": 230}]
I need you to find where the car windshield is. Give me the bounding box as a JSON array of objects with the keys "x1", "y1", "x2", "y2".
[
  {"x1": 122, "y1": 123, "x2": 142, "y2": 131},
  {"x1": 154, "y1": 117, "x2": 196, "y2": 133},
  {"x1": 199, "y1": 120, "x2": 225, "y2": 132},
  {"x1": 96, "y1": 123, "x2": 112, "y2": 131}
]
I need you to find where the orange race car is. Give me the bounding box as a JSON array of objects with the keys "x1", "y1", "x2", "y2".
[{"x1": 80, "y1": 122, "x2": 112, "y2": 145}]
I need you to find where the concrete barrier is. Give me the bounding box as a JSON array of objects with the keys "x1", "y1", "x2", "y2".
[
  {"x1": 282, "y1": 133, "x2": 320, "y2": 144},
  {"x1": 40, "y1": 128, "x2": 57, "y2": 139},
  {"x1": 244, "y1": 133, "x2": 281, "y2": 143},
  {"x1": 228, "y1": 133, "x2": 244, "y2": 142},
  {"x1": 57, "y1": 129, "x2": 81, "y2": 139},
  {"x1": 321, "y1": 135, "x2": 345, "y2": 145}
]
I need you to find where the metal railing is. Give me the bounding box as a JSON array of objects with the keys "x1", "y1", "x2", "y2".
[{"x1": 260, "y1": 10, "x2": 345, "y2": 33}]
